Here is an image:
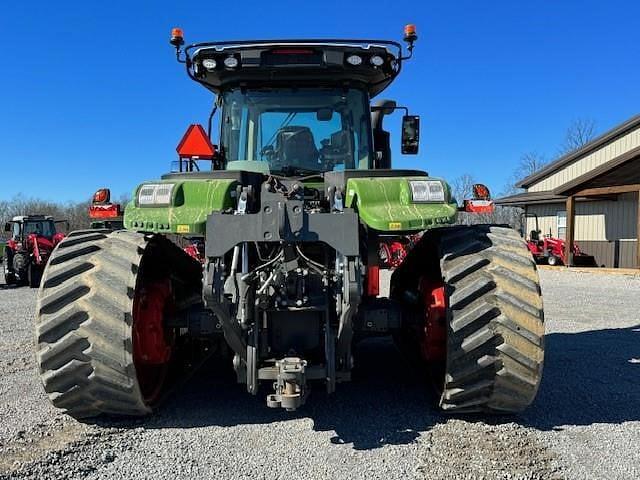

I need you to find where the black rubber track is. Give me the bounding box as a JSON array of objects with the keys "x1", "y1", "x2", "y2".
[
  {"x1": 35, "y1": 230, "x2": 152, "y2": 418},
  {"x1": 436, "y1": 225, "x2": 545, "y2": 413}
]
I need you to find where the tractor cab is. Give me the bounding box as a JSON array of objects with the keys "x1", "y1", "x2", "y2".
[
  {"x1": 5, "y1": 215, "x2": 58, "y2": 242},
  {"x1": 169, "y1": 27, "x2": 421, "y2": 174},
  {"x1": 3, "y1": 215, "x2": 67, "y2": 287}
]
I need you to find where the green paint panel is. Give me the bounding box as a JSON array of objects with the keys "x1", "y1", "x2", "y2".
[
  {"x1": 345, "y1": 176, "x2": 458, "y2": 231},
  {"x1": 124, "y1": 175, "x2": 458, "y2": 235},
  {"x1": 124, "y1": 179, "x2": 236, "y2": 235}
]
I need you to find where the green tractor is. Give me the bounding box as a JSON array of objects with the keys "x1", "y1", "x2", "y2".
[{"x1": 35, "y1": 26, "x2": 544, "y2": 418}]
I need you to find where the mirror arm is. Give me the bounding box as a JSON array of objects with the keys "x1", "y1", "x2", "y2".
[
  {"x1": 370, "y1": 105, "x2": 409, "y2": 118},
  {"x1": 207, "y1": 102, "x2": 218, "y2": 139}
]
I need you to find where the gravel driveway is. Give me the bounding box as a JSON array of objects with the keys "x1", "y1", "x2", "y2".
[{"x1": 0, "y1": 268, "x2": 638, "y2": 480}]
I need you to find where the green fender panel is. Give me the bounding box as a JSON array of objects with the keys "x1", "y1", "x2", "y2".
[
  {"x1": 344, "y1": 176, "x2": 458, "y2": 231},
  {"x1": 123, "y1": 175, "x2": 458, "y2": 235},
  {"x1": 124, "y1": 179, "x2": 236, "y2": 235}
]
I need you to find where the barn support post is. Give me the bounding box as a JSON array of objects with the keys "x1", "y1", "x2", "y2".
[
  {"x1": 565, "y1": 195, "x2": 576, "y2": 267},
  {"x1": 636, "y1": 189, "x2": 640, "y2": 269}
]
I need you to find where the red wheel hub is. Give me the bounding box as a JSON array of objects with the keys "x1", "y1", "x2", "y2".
[
  {"x1": 420, "y1": 277, "x2": 447, "y2": 363},
  {"x1": 133, "y1": 280, "x2": 173, "y2": 365}
]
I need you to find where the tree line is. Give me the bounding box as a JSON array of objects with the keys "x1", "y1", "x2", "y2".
[{"x1": 0, "y1": 195, "x2": 93, "y2": 240}]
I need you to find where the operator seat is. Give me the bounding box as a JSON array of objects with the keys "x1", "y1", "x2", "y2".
[
  {"x1": 530, "y1": 229, "x2": 544, "y2": 246},
  {"x1": 319, "y1": 130, "x2": 353, "y2": 169},
  {"x1": 275, "y1": 126, "x2": 319, "y2": 170}
]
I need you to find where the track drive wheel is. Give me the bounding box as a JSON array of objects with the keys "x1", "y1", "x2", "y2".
[
  {"x1": 3, "y1": 252, "x2": 16, "y2": 285},
  {"x1": 28, "y1": 263, "x2": 42, "y2": 288},
  {"x1": 13, "y1": 253, "x2": 28, "y2": 286},
  {"x1": 35, "y1": 230, "x2": 200, "y2": 418},
  {"x1": 394, "y1": 225, "x2": 545, "y2": 413}
]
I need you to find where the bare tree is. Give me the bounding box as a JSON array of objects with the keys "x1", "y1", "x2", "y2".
[
  {"x1": 451, "y1": 173, "x2": 477, "y2": 203},
  {"x1": 559, "y1": 118, "x2": 596, "y2": 155},
  {"x1": 502, "y1": 151, "x2": 548, "y2": 196}
]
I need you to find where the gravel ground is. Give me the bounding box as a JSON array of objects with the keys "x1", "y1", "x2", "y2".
[{"x1": 0, "y1": 267, "x2": 638, "y2": 480}]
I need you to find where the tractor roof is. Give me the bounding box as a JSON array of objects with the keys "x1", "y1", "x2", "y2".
[
  {"x1": 185, "y1": 39, "x2": 404, "y2": 97},
  {"x1": 11, "y1": 215, "x2": 53, "y2": 222}
]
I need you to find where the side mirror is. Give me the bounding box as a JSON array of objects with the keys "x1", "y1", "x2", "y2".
[
  {"x1": 4, "y1": 223, "x2": 10, "y2": 232},
  {"x1": 401, "y1": 115, "x2": 420, "y2": 154}
]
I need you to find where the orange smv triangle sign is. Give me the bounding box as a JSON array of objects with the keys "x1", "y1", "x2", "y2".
[{"x1": 176, "y1": 124, "x2": 216, "y2": 159}]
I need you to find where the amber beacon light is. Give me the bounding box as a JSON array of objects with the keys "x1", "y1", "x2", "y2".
[{"x1": 170, "y1": 27, "x2": 185, "y2": 47}]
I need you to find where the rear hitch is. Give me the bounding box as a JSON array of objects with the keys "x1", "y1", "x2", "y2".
[{"x1": 266, "y1": 357, "x2": 308, "y2": 411}]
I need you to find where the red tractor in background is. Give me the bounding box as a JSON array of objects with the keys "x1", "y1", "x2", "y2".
[
  {"x1": 524, "y1": 214, "x2": 596, "y2": 266},
  {"x1": 88, "y1": 188, "x2": 124, "y2": 230},
  {"x1": 3, "y1": 215, "x2": 67, "y2": 287}
]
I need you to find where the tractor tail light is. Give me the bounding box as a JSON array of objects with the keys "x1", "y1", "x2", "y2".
[
  {"x1": 366, "y1": 266, "x2": 380, "y2": 297},
  {"x1": 89, "y1": 204, "x2": 121, "y2": 219}
]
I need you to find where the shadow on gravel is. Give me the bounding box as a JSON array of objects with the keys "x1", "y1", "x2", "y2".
[
  {"x1": 458, "y1": 325, "x2": 640, "y2": 432},
  {"x1": 93, "y1": 338, "x2": 444, "y2": 451},
  {"x1": 91, "y1": 325, "x2": 640, "y2": 449},
  {"x1": 521, "y1": 324, "x2": 640, "y2": 430}
]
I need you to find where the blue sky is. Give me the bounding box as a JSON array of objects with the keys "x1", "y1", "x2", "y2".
[{"x1": 1, "y1": 0, "x2": 639, "y2": 202}]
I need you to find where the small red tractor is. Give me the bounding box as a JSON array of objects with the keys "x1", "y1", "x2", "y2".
[
  {"x1": 3, "y1": 215, "x2": 67, "y2": 287},
  {"x1": 524, "y1": 214, "x2": 595, "y2": 266}
]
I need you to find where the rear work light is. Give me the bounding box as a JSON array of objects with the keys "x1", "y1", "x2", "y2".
[
  {"x1": 409, "y1": 180, "x2": 446, "y2": 203},
  {"x1": 370, "y1": 55, "x2": 385, "y2": 67},
  {"x1": 224, "y1": 56, "x2": 239, "y2": 68},
  {"x1": 137, "y1": 183, "x2": 175, "y2": 206},
  {"x1": 89, "y1": 204, "x2": 121, "y2": 219},
  {"x1": 346, "y1": 54, "x2": 363, "y2": 66},
  {"x1": 202, "y1": 58, "x2": 217, "y2": 71}
]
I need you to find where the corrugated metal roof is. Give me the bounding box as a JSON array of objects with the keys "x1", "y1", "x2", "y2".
[
  {"x1": 553, "y1": 146, "x2": 640, "y2": 195},
  {"x1": 517, "y1": 114, "x2": 640, "y2": 188},
  {"x1": 494, "y1": 191, "x2": 567, "y2": 206}
]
